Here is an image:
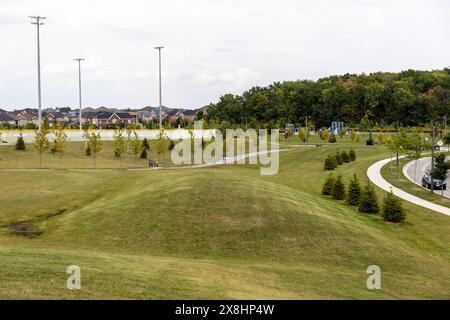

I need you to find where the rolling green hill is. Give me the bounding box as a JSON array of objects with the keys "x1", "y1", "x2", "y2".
[{"x1": 0, "y1": 143, "x2": 449, "y2": 299}]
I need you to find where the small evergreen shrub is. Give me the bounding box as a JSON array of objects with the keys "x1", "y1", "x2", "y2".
[
  {"x1": 382, "y1": 192, "x2": 406, "y2": 223},
  {"x1": 324, "y1": 155, "x2": 337, "y2": 171},
  {"x1": 85, "y1": 145, "x2": 92, "y2": 156},
  {"x1": 322, "y1": 174, "x2": 336, "y2": 196},
  {"x1": 335, "y1": 152, "x2": 343, "y2": 165},
  {"x1": 349, "y1": 149, "x2": 356, "y2": 161},
  {"x1": 142, "y1": 138, "x2": 150, "y2": 150},
  {"x1": 341, "y1": 151, "x2": 350, "y2": 163},
  {"x1": 140, "y1": 148, "x2": 147, "y2": 159},
  {"x1": 328, "y1": 133, "x2": 337, "y2": 143},
  {"x1": 358, "y1": 182, "x2": 379, "y2": 214},
  {"x1": 346, "y1": 173, "x2": 362, "y2": 206},
  {"x1": 15, "y1": 136, "x2": 26, "y2": 150},
  {"x1": 332, "y1": 175, "x2": 346, "y2": 200}
]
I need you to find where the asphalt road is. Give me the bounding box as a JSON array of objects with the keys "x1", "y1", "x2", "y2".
[{"x1": 404, "y1": 156, "x2": 450, "y2": 198}]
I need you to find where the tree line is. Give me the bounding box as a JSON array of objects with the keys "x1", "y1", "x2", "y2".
[{"x1": 203, "y1": 68, "x2": 450, "y2": 129}]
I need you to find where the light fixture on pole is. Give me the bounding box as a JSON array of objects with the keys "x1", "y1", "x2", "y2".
[
  {"x1": 74, "y1": 58, "x2": 85, "y2": 131},
  {"x1": 154, "y1": 46, "x2": 164, "y2": 129},
  {"x1": 29, "y1": 15, "x2": 46, "y2": 130}
]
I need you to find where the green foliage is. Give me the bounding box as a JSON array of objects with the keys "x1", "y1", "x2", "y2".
[
  {"x1": 320, "y1": 128, "x2": 330, "y2": 144},
  {"x1": 332, "y1": 175, "x2": 346, "y2": 200},
  {"x1": 324, "y1": 155, "x2": 337, "y2": 171},
  {"x1": 142, "y1": 138, "x2": 150, "y2": 150},
  {"x1": 113, "y1": 129, "x2": 127, "y2": 161},
  {"x1": 169, "y1": 139, "x2": 175, "y2": 151},
  {"x1": 130, "y1": 132, "x2": 142, "y2": 162},
  {"x1": 328, "y1": 133, "x2": 337, "y2": 143},
  {"x1": 431, "y1": 153, "x2": 450, "y2": 181},
  {"x1": 152, "y1": 131, "x2": 171, "y2": 159},
  {"x1": 15, "y1": 136, "x2": 26, "y2": 150},
  {"x1": 34, "y1": 126, "x2": 50, "y2": 167},
  {"x1": 322, "y1": 174, "x2": 336, "y2": 196},
  {"x1": 341, "y1": 151, "x2": 350, "y2": 163},
  {"x1": 346, "y1": 174, "x2": 361, "y2": 206},
  {"x1": 140, "y1": 147, "x2": 147, "y2": 159},
  {"x1": 85, "y1": 145, "x2": 91, "y2": 157},
  {"x1": 335, "y1": 152, "x2": 343, "y2": 165},
  {"x1": 204, "y1": 69, "x2": 450, "y2": 128},
  {"x1": 52, "y1": 125, "x2": 68, "y2": 164},
  {"x1": 358, "y1": 182, "x2": 379, "y2": 214},
  {"x1": 382, "y1": 192, "x2": 406, "y2": 223},
  {"x1": 85, "y1": 131, "x2": 102, "y2": 168},
  {"x1": 349, "y1": 149, "x2": 356, "y2": 161}
]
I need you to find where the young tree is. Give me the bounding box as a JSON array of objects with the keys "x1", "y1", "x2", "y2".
[
  {"x1": 113, "y1": 129, "x2": 127, "y2": 167},
  {"x1": 15, "y1": 135, "x2": 26, "y2": 150},
  {"x1": 140, "y1": 147, "x2": 147, "y2": 159},
  {"x1": 346, "y1": 174, "x2": 362, "y2": 206},
  {"x1": 142, "y1": 137, "x2": 150, "y2": 151},
  {"x1": 152, "y1": 131, "x2": 170, "y2": 162},
  {"x1": 358, "y1": 182, "x2": 379, "y2": 214},
  {"x1": 86, "y1": 132, "x2": 102, "y2": 168},
  {"x1": 349, "y1": 148, "x2": 356, "y2": 161},
  {"x1": 350, "y1": 131, "x2": 357, "y2": 145},
  {"x1": 328, "y1": 133, "x2": 337, "y2": 143},
  {"x1": 332, "y1": 175, "x2": 346, "y2": 200},
  {"x1": 34, "y1": 125, "x2": 50, "y2": 167},
  {"x1": 443, "y1": 132, "x2": 450, "y2": 151},
  {"x1": 130, "y1": 132, "x2": 142, "y2": 165},
  {"x1": 341, "y1": 150, "x2": 350, "y2": 163},
  {"x1": 324, "y1": 155, "x2": 337, "y2": 171},
  {"x1": 320, "y1": 128, "x2": 330, "y2": 145},
  {"x1": 382, "y1": 191, "x2": 406, "y2": 223},
  {"x1": 335, "y1": 151, "x2": 343, "y2": 165},
  {"x1": 298, "y1": 127, "x2": 306, "y2": 144},
  {"x1": 406, "y1": 133, "x2": 424, "y2": 190},
  {"x1": 53, "y1": 125, "x2": 68, "y2": 166},
  {"x1": 322, "y1": 174, "x2": 336, "y2": 196}
]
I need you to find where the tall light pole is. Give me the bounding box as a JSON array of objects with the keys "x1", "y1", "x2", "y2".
[
  {"x1": 29, "y1": 15, "x2": 46, "y2": 130},
  {"x1": 154, "y1": 46, "x2": 164, "y2": 129},
  {"x1": 74, "y1": 58, "x2": 85, "y2": 131}
]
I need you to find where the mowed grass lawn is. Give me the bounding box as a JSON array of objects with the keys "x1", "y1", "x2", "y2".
[{"x1": 0, "y1": 141, "x2": 449, "y2": 299}]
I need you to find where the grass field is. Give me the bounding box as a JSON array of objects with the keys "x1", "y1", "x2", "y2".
[{"x1": 0, "y1": 140, "x2": 449, "y2": 299}]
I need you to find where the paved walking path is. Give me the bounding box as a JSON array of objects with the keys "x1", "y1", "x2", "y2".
[{"x1": 367, "y1": 157, "x2": 450, "y2": 217}]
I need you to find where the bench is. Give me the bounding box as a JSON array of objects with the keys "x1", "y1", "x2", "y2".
[{"x1": 148, "y1": 160, "x2": 159, "y2": 168}]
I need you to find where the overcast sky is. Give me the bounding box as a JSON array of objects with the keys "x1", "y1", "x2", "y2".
[{"x1": 1, "y1": 0, "x2": 449, "y2": 111}]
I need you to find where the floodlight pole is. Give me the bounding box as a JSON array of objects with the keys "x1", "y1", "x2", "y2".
[
  {"x1": 154, "y1": 46, "x2": 164, "y2": 129},
  {"x1": 29, "y1": 15, "x2": 46, "y2": 130},
  {"x1": 74, "y1": 58, "x2": 85, "y2": 131}
]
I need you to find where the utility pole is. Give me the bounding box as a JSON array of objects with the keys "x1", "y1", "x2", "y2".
[
  {"x1": 29, "y1": 15, "x2": 46, "y2": 130},
  {"x1": 154, "y1": 46, "x2": 164, "y2": 129},
  {"x1": 74, "y1": 58, "x2": 85, "y2": 131},
  {"x1": 431, "y1": 120, "x2": 435, "y2": 194}
]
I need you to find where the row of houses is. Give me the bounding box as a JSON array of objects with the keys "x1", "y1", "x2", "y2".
[{"x1": 0, "y1": 107, "x2": 201, "y2": 129}]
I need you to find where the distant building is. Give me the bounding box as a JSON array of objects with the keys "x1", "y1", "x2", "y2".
[{"x1": 93, "y1": 112, "x2": 136, "y2": 129}]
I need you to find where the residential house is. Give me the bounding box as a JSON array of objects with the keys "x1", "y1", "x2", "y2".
[{"x1": 93, "y1": 112, "x2": 137, "y2": 129}]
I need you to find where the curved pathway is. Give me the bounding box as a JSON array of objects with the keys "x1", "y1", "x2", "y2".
[{"x1": 367, "y1": 157, "x2": 450, "y2": 217}]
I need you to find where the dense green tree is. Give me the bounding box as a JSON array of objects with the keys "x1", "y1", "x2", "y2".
[
  {"x1": 335, "y1": 152, "x2": 343, "y2": 165},
  {"x1": 332, "y1": 175, "x2": 346, "y2": 200},
  {"x1": 324, "y1": 155, "x2": 337, "y2": 171},
  {"x1": 322, "y1": 174, "x2": 336, "y2": 196},
  {"x1": 346, "y1": 174, "x2": 362, "y2": 206},
  {"x1": 382, "y1": 192, "x2": 406, "y2": 223},
  {"x1": 15, "y1": 135, "x2": 26, "y2": 151},
  {"x1": 341, "y1": 151, "x2": 350, "y2": 163},
  {"x1": 349, "y1": 149, "x2": 356, "y2": 161},
  {"x1": 358, "y1": 182, "x2": 379, "y2": 214}
]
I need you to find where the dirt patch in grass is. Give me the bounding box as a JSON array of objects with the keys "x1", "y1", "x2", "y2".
[{"x1": 7, "y1": 209, "x2": 66, "y2": 238}]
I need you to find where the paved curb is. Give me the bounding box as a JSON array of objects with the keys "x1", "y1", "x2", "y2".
[{"x1": 367, "y1": 157, "x2": 450, "y2": 217}]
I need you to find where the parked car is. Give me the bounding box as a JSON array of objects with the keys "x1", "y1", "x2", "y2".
[{"x1": 422, "y1": 174, "x2": 447, "y2": 190}]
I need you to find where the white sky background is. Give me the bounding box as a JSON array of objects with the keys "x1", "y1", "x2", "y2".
[{"x1": 0, "y1": 0, "x2": 449, "y2": 110}]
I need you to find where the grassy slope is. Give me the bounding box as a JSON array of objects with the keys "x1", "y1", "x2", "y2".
[{"x1": 0, "y1": 143, "x2": 449, "y2": 299}]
